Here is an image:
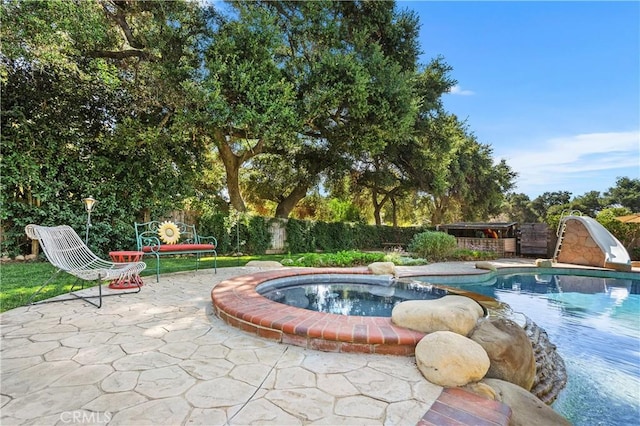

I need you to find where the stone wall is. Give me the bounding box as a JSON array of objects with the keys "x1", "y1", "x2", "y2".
[{"x1": 455, "y1": 237, "x2": 517, "y2": 256}]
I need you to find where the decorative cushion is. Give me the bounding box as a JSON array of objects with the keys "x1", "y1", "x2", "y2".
[{"x1": 142, "y1": 244, "x2": 215, "y2": 253}]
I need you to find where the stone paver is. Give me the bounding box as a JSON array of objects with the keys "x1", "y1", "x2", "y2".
[
  {"x1": 1, "y1": 266, "x2": 444, "y2": 425},
  {"x1": 2, "y1": 261, "x2": 597, "y2": 425}
]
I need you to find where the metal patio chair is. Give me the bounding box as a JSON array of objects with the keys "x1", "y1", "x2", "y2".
[{"x1": 25, "y1": 224, "x2": 147, "y2": 308}]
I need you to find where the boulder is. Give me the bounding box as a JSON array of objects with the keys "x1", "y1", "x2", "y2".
[
  {"x1": 367, "y1": 261, "x2": 396, "y2": 276},
  {"x1": 245, "y1": 260, "x2": 283, "y2": 268},
  {"x1": 415, "y1": 331, "x2": 490, "y2": 387},
  {"x1": 535, "y1": 259, "x2": 553, "y2": 268},
  {"x1": 462, "y1": 382, "x2": 498, "y2": 400},
  {"x1": 470, "y1": 318, "x2": 536, "y2": 391},
  {"x1": 481, "y1": 378, "x2": 571, "y2": 426},
  {"x1": 391, "y1": 295, "x2": 484, "y2": 336},
  {"x1": 14, "y1": 255, "x2": 25, "y2": 261}
]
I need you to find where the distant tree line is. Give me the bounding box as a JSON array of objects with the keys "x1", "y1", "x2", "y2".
[{"x1": 500, "y1": 177, "x2": 640, "y2": 225}]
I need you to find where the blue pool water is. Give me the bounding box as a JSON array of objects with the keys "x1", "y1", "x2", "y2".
[
  {"x1": 261, "y1": 279, "x2": 451, "y2": 316},
  {"x1": 420, "y1": 273, "x2": 640, "y2": 426}
]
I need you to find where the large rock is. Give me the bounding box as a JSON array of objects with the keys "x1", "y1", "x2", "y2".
[
  {"x1": 470, "y1": 318, "x2": 536, "y2": 391},
  {"x1": 481, "y1": 378, "x2": 571, "y2": 426},
  {"x1": 391, "y1": 295, "x2": 484, "y2": 336},
  {"x1": 415, "y1": 331, "x2": 490, "y2": 387},
  {"x1": 367, "y1": 261, "x2": 396, "y2": 276},
  {"x1": 462, "y1": 382, "x2": 498, "y2": 400},
  {"x1": 535, "y1": 258, "x2": 553, "y2": 267}
]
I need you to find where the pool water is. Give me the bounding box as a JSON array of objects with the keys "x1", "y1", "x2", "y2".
[
  {"x1": 421, "y1": 273, "x2": 640, "y2": 426},
  {"x1": 261, "y1": 280, "x2": 449, "y2": 317}
]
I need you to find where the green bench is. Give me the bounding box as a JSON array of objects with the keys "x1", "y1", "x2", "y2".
[{"x1": 134, "y1": 221, "x2": 217, "y2": 281}]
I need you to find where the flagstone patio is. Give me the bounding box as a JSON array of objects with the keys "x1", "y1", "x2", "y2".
[{"x1": 0, "y1": 262, "x2": 535, "y2": 425}]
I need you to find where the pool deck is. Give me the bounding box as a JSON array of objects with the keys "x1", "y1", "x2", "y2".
[{"x1": 2, "y1": 259, "x2": 637, "y2": 425}]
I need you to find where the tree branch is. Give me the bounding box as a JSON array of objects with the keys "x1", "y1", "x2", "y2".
[
  {"x1": 100, "y1": 0, "x2": 145, "y2": 49},
  {"x1": 85, "y1": 49, "x2": 157, "y2": 61}
]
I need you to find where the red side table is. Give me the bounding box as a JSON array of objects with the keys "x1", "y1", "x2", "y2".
[{"x1": 109, "y1": 251, "x2": 145, "y2": 289}]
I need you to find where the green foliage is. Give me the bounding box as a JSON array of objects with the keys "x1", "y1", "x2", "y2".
[
  {"x1": 285, "y1": 219, "x2": 314, "y2": 253},
  {"x1": 195, "y1": 210, "x2": 230, "y2": 251},
  {"x1": 529, "y1": 191, "x2": 573, "y2": 222},
  {"x1": 283, "y1": 250, "x2": 385, "y2": 267},
  {"x1": 408, "y1": 231, "x2": 458, "y2": 261},
  {"x1": 1, "y1": 0, "x2": 213, "y2": 258},
  {"x1": 382, "y1": 252, "x2": 428, "y2": 266},
  {"x1": 245, "y1": 216, "x2": 271, "y2": 254},
  {"x1": 596, "y1": 208, "x2": 640, "y2": 260},
  {"x1": 604, "y1": 177, "x2": 640, "y2": 212},
  {"x1": 448, "y1": 249, "x2": 500, "y2": 261},
  {"x1": 313, "y1": 221, "x2": 355, "y2": 252},
  {"x1": 502, "y1": 193, "x2": 539, "y2": 223},
  {"x1": 326, "y1": 198, "x2": 363, "y2": 223},
  {"x1": 570, "y1": 191, "x2": 603, "y2": 218},
  {"x1": 283, "y1": 219, "x2": 425, "y2": 254},
  {"x1": 2, "y1": 0, "x2": 635, "y2": 261}
]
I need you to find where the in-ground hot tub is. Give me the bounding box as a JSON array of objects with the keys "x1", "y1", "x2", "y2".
[{"x1": 211, "y1": 267, "x2": 491, "y2": 355}]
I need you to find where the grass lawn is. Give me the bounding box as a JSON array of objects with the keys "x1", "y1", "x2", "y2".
[
  {"x1": 0, "y1": 248, "x2": 495, "y2": 313},
  {"x1": 0, "y1": 254, "x2": 291, "y2": 313}
]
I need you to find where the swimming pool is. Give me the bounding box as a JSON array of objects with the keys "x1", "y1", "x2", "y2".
[
  {"x1": 419, "y1": 272, "x2": 640, "y2": 426},
  {"x1": 213, "y1": 267, "x2": 639, "y2": 423}
]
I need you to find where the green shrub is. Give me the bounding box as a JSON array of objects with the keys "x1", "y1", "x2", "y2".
[
  {"x1": 408, "y1": 231, "x2": 457, "y2": 261},
  {"x1": 245, "y1": 216, "x2": 271, "y2": 254},
  {"x1": 449, "y1": 248, "x2": 500, "y2": 261},
  {"x1": 198, "y1": 211, "x2": 230, "y2": 252},
  {"x1": 383, "y1": 252, "x2": 427, "y2": 266},
  {"x1": 312, "y1": 221, "x2": 353, "y2": 251},
  {"x1": 286, "y1": 218, "x2": 314, "y2": 253},
  {"x1": 282, "y1": 250, "x2": 385, "y2": 267}
]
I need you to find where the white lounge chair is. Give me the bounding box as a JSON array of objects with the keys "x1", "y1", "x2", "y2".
[{"x1": 25, "y1": 224, "x2": 147, "y2": 308}]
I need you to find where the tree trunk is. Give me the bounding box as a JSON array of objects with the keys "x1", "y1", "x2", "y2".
[
  {"x1": 215, "y1": 134, "x2": 246, "y2": 212},
  {"x1": 391, "y1": 197, "x2": 398, "y2": 227},
  {"x1": 275, "y1": 184, "x2": 309, "y2": 218},
  {"x1": 430, "y1": 196, "x2": 448, "y2": 225},
  {"x1": 225, "y1": 165, "x2": 246, "y2": 212},
  {"x1": 214, "y1": 131, "x2": 265, "y2": 212}
]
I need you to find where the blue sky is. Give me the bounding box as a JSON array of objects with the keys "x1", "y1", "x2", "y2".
[{"x1": 400, "y1": 1, "x2": 640, "y2": 200}]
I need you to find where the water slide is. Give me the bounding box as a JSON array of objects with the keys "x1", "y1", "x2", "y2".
[{"x1": 556, "y1": 215, "x2": 631, "y2": 270}]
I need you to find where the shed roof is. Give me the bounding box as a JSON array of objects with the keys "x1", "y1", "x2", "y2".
[{"x1": 438, "y1": 222, "x2": 518, "y2": 231}]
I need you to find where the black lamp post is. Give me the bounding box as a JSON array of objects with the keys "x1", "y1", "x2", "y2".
[{"x1": 83, "y1": 196, "x2": 96, "y2": 244}]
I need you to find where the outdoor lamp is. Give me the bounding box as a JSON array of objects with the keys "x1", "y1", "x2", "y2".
[{"x1": 83, "y1": 196, "x2": 96, "y2": 244}]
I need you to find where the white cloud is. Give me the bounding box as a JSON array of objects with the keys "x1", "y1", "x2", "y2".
[
  {"x1": 448, "y1": 85, "x2": 475, "y2": 96},
  {"x1": 497, "y1": 131, "x2": 640, "y2": 196}
]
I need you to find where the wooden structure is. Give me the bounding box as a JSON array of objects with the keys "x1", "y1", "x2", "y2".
[
  {"x1": 437, "y1": 222, "x2": 518, "y2": 256},
  {"x1": 519, "y1": 223, "x2": 551, "y2": 257}
]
